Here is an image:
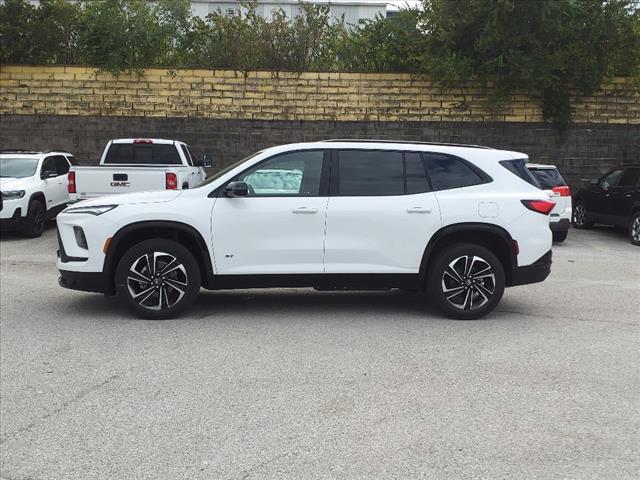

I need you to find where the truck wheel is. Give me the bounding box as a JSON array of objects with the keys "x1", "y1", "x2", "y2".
[
  {"x1": 115, "y1": 239, "x2": 201, "y2": 320},
  {"x1": 630, "y1": 212, "x2": 640, "y2": 246},
  {"x1": 552, "y1": 230, "x2": 568, "y2": 243},
  {"x1": 22, "y1": 200, "x2": 46, "y2": 238},
  {"x1": 427, "y1": 243, "x2": 505, "y2": 320}
]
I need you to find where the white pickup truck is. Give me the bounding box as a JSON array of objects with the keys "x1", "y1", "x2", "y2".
[{"x1": 68, "y1": 139, "x2": 209, "y2": 202}]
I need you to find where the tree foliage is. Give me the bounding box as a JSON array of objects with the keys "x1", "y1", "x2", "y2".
[{"x1": 0, "y1": 0, "x2": 638, "y2": 126}]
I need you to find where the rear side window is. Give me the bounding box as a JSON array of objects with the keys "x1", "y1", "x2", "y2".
[
  {"x1": 500, "y1": 159, "x2": 540, "y2": 188},
  {"x1": 426, "y1": 153, "x2": 486, "y2": 191},
  {"x1": 529, "y1": 168, "x2": 567, "y2": 189},
  {"x1": 53, "y1": 155, "x2": 70, "y2": 175},
  {"x1": 336, "y1": 150, "x2": 430, "y2": 196},
  {"x1": 180, "y1": 145, "x2": 194, "y2": 166},
  {"x1": 619, "y1": 167, "x2": 640, "y2": 187},
  {"x1": 104, "y1": 144, "x2": 182, "y2": 165}
]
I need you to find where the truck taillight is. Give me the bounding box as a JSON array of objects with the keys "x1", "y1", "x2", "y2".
[
  {"x1": 68, "y1": 171, "x2": 76, "y2": 194},
  {"x1": 552, "y1": 186, "x2": 571, "y2": 197},
  {"x1": 521, "y1": 199, "x2": 555, "y2": 215},
  {"x1": 166, "y1": 172, "x2": 178, "y2": 190}
]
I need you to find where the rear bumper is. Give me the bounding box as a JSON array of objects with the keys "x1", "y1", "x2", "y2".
[
  {"x1": 510, "y1": 250, "x2": 552, "y2": 287},
  {"x1": 58, "y1": 269, "x2": 107, "y2": 294},
  {"x1": 549, "y1": 218, "x2": 571, "y2": 232}
]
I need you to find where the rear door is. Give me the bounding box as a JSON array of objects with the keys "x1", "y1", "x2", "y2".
[{"x1": 324, "y1": 150, "x2": 441, "y2": 273}]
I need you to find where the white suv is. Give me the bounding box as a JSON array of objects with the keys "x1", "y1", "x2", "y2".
[
  {"x1": 1, "y1": 150, "x2": 74, "y2": 237},
  {"x1": 56, "y1": 141, "x2": 554, "y2": 320}
]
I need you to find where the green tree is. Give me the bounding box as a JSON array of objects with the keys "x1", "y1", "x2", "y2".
[{"x1": 0, "y1": 0, "x2": 36, "y2": 63}]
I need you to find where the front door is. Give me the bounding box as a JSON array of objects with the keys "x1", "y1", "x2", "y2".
[
  {"x1": 324, "y1": 150, "x2": 441, "y2": 273},
  {"x1": 211, "y1": 150, "x2": 328, "y2": 274},
  {"x1": 610, "y1": 167, "x2": 640, "y2": 226}
]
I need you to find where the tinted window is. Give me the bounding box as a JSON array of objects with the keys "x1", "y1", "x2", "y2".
[
  {"x1": 41, "y1": 157, "x2": 56, "y2": 176},
  {"x1": 180, "y1": 145, "x2": 194, "y2": 166},
  {"x1": 529, "y1": 167, "x2": 566, "y2": 189},
  {"x1": 405, "y1": 152, "x2": 430, "y2": 194},
  {"x1": 104, "y1": 144, "x2": 182, "y2": 165},
  {"x1": 500, "y1": 159, "x2": 539, "y2": 187},
  {"x1": 428, "y1": 154, "x2": 486, "y2": 191},
  {"x1": 338, "y1": 150, "x2": 404, "y2": 196},
  {"x1": 619, "y1": 168, "x2": 640, "y2": 187},
  {"x1": 601, "y1": 169, "x2": 623, "y2": 189},
  {"x1": 53, "y1": 155, "x2": 70, "y2": 175},
  {"x1": 238, "y1": 150, "x2": 324, "y2": 196}
]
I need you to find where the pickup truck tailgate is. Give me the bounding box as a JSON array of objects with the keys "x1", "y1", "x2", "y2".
[{"x1": 73, "y1": 166, "x2": 171, "y2": 200}]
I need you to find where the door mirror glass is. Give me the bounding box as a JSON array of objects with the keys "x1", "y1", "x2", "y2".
[
  {"x1": 224, "y1": 181, "x2": 249, "y2": 197},
  {"x1": 203, "y1": 153, "x2": 214, "y2": 169}
]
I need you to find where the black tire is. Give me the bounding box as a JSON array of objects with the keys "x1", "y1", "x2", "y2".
[
  {"x1": 115, "y1": 239, "x2": 201, "y2": 319},
  {"x1": 572, "y1": 201, "x2": 593, "y2": 229},
  {"x1": 427, "y1": 243, "x2": 505, "y2": 320},
  {"x1": 552, "y1": 230, "x2": 568, "y2": 243},
  {"x1": 629, "y1": 212, "x2": 640, "y2": 246},
  {"x1": 22, "y1": 199, "x2": 46, "y2": 238}
]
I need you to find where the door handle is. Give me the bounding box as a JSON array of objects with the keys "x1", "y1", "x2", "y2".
[
  {"x1": 406, "y1": 207, "x2": 431, "y2": 214},
  {"x1": 292, "y1": 207, "x2": 318, "y2": 214},
  {"x1": 626, "y1": 194, "x2": 632, "y2": 198}
]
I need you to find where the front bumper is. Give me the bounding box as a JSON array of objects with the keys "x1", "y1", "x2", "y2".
[
  {"x1": 59, "y1": 269, "x2": 107, "y2": 294},
  {"x1": 510, "y1": 250, "x2": 552, "y2": 287},
  {"x1": 0, "y1": 207, "x2": 24, "y2": 231}
]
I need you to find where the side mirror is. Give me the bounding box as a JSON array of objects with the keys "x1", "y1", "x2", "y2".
[
  {"x1": 203, "y1": 152, "x2": 214, "y2": 169},
  {"x1": 590, "y1": 178, "x2": 599, "y2": 186},
  {"x1": 41, "y1": 170, "x2": 56, "y2": 179},
  {"x1": 224, "y1": 181, "x2": 249, "y2": 197}
]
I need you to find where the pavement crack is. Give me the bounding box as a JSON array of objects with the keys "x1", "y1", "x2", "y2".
[
  {"x1": 497, "y1": 308, "x2": 637, "y2": 326},
  {"x1": 0, "y1": 375, "x2": 119, "y2": 446}
]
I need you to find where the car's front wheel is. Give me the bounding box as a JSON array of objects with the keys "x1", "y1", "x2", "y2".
[
  {"x1": 22, "y1": 199, "x2": 46, "y2": 238},
  {"x1": 572, "y1": 202, "x2": 593, "y2": 229},
  {"x1": 115, "y1": 239, "x2": 201, "y2": 319},
  {"x1": 427, "y1": 243, "x2": 505, "y2": 320},
  {"x1": 629, "y1": 212, "x2": 640, "y2": 246}
]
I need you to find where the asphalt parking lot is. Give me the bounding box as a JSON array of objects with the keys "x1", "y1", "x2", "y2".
[{"x1": 0, "y1": 224, "x2": 638, "y2": 480}]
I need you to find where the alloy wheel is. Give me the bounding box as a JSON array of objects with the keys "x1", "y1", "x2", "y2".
[
  {"x1": 127, "y1": 251, "x2": 188, "y2": 311},
  {"x1": 632, "y1": 216, "x2": 640, "y2": 243},
  {"x1": 574, "y1": 205, "x2": 586, "y2": 227},
  {"x1": 441, "y1": 255, "x2": 496, "y2": 311}
]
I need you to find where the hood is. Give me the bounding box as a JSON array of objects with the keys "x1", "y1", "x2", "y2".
[
  {"x1": 0, "y1": 176, "x2": 34, "y2": 190},
  {"x1": 73, "y1": 190, "x2": 184, "y2": 207}
]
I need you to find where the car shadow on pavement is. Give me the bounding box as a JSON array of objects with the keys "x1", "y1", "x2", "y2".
[{"x1": 0, "y1": 221, "x2": 57, "y2": 241}]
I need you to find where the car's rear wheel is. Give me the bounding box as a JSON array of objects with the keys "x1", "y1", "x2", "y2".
[
  {"x1": 572, "y1": 202, "x2": 593, "y2": 229},
  {"x1": 427, "y1": 243, "x2": 505, "y2": 320},
  {"x1": 115, "y1": 239, "x2": 201, "y2": 319},
  {"x1": 552, "y1": 230, "x2": 568, "y2": 243},
  {"x1": 629, "y1": 212, "x2": 640, "y2": 246},
  {"x1": 22, "y1": 199, "x2": 46, "y2": 238}
]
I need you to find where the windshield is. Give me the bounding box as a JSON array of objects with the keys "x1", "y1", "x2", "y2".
[
  {"x1": 0, "y1": 157, "x2": 39, "y2": 178},
  {"x1": 197, "y1": 150, "x2": 264, "y2": 188}
]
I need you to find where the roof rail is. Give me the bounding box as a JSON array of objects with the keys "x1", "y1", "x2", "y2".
[{"x1": 319, "y1": 139, "x2": 494, "y2": 149}]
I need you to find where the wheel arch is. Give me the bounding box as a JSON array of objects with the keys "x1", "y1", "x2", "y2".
[
  {"x1": 419, "y1": 223, "x2": 517, "y2": 288},
  {"x1": 103, "y1": 221, "x2": 213, "y2": 295},
  {"x1": 28, "y1": 191, "x2": 46, "y2": 209}
]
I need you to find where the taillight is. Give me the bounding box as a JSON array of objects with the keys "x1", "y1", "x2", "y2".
[
  {"x1": 551, "y1": 186, "x2": 571, "y2": 197},
  {"x1": 68, "y1": 171, "x2": 76, "y2": 194},
  {"x1": 166, "y1": 172, "x2": 178, "y2": 190},
  {"x1": 521, "y1": 199, "x2": 555, "y2": 215}
]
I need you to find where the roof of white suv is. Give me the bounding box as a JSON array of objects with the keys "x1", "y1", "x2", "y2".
[{"x1": 0, "y1": 150, "x2": 72, "y2": 157}]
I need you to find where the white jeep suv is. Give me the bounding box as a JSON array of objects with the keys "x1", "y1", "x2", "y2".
[
  {"x1": 1, "y1": 150, "x2": 74, "y2": 237},
  {"x1": 56, "y1": 141, "x2": 554, "y2": 320}
]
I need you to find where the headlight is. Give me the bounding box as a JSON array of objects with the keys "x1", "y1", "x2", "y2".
[
  {"x1": 65, "y1": 204, "x2": 117, "y2": 216},
  {"x1": 1, "y1": 190, "x2": 26, "y2": 200}
]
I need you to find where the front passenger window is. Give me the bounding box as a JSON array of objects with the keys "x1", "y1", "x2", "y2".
[
  {"x1": 41, "y1": 158, "x2": 56, "y2": 178},
  {"x1": 601, "y1": 169, "x2": 623, "y2": 189},
  {"x1": 238, "y1": 150, "x2": 324, "y2": 196}
]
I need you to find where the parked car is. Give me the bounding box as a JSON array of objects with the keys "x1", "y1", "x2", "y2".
[
  {"x1": 68, "y1": 139, "x2": 209, "y2": 202},
  {"x1": 573, "y1": 164, "x2": 640, "y2": 246},
  {"x1": 1, "y1": 150, "x2": 74, "y2": 237},
  {"x1": 527, "y1": 163, "x2": 572, "y2": 242},
  {"x1": 57, "y1": 141, "x2": 554, "y2": 320}
]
